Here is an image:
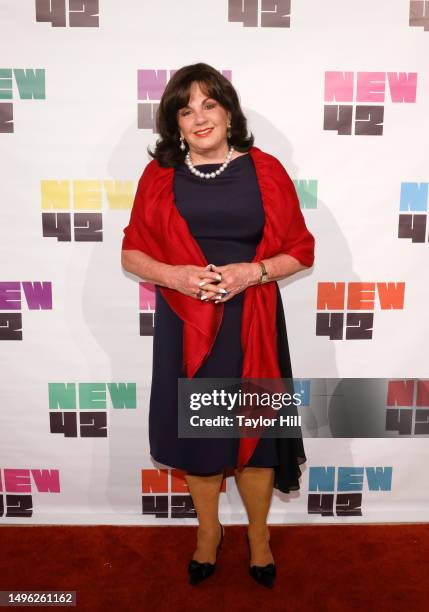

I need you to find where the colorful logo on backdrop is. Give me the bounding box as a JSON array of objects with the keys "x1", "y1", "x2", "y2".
[
  {"x1": 398, "y1": 182, "x2": 429, "y2": 243},
  {"x1": 316, "y1": 282, "x2": 405, "y2": 340},
  {"x1": 0, "y1": 282, "x2": 52, "y2": 340},
  {"x1": 308, "y1": 466, "x2": 392, "y2": 517},
  {"x1": 141, "y1": 469, "x2": 227, "y2": 519},
  {"x1": 48, "y1": 383, "x2": 136, "y2": 438},
  {"x1": 0, "y1": 69, "x2": 45, "y2": 133},
  {"x1": 386, "y1": 379, "x2": 429, "y2": 436},
  {"x1": 0, "y1": 469, "x2": 60, "y2": 518},
  {"x1": 294, "y1": 179, "x2": 318, "y2": 209},
  {"x1": 409, "y1": 1, "x2": 429, "y2": 30},
  {"x1": 228, "y1": 0, "x2": 291, "y2": 27},
  {"x1": 41, "y1": 180, "x2": 134, "y2": 241},
  {"x1": 137, "y1": 69, "x2": 232, "y2": 131},
  {"x1": 140, "y1": 282, "x2": 155, "y2": 336},
  {"x1": 35, "y1": 0, "x2": 99, "y2": 27},
  {"x1": 323, "y1": 71, "x2": 417, "y2": 135}
]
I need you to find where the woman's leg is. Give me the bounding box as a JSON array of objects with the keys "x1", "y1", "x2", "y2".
[
  {"x1": 184, "y1": 471, "x2": 224, "y2": 563},
  {"x1": 234, "y1": 466, "x2": 275, "y2": 566}
]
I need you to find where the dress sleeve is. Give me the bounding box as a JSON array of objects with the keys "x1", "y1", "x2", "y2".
[
  {"x1": 121, "y1": 160, "x2": 156, "y2": 252},
  {"x1": 275, "y1": 158, "x2": 315, "y2": 268}
]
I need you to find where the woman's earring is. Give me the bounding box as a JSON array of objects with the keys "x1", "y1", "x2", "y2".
[
  {"x1": 179, "y1": 135, "x2": 186, "y2": 151},
  {"x1": 227, "y1": 122, "x2": 232, "y2": 139}
]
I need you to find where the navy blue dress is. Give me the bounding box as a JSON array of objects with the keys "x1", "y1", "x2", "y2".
[{"x1": 149, "y1": 153, "x2": 306, "y2": 493}]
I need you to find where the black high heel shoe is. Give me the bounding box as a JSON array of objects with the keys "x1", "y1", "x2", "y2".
[
  {"x1": 246, "y1": 532, "x2": 276, "y2": 588},
  {"x1": 188, "y1": 522, "x2": 224, "y2": 585}
]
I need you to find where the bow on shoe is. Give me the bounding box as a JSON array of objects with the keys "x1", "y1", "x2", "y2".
[
  {"x1": 249, "y1": 563, "x2": 276, "y2": 588},
  {"x1": 188, "y1": 559, "x2": 216, "y2": 585}
]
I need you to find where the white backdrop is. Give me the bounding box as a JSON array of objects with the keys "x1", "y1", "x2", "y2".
[{"x1": 0, "y1": 0, "x2": 428, "y2": 524}]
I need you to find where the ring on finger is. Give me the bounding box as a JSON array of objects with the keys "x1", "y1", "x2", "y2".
[{"x1": 214, "y1": 291, "x2": 229, "y2": 303}]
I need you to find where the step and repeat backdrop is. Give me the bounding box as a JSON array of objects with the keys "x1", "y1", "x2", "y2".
[{"x1": 1, "y1": 1, "x2": 428, "y2": 524}]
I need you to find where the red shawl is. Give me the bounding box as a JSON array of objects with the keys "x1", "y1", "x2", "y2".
[{"x1": 122, "y1": 145, "x2": 315, "y2": 467}]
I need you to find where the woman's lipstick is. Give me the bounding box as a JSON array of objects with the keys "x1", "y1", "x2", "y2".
[{"x1": 194, "y1": 128, "x2": 213, "y2": 138}]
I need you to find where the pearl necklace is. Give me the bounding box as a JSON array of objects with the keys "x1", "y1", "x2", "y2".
[{"x1": 185, "y1": 145, "x2": 235, "y2": 179}]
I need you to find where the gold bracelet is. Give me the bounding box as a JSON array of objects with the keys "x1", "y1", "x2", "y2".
[{"x1": 257, "y1": 260, "x2": 269, "y2": 284}]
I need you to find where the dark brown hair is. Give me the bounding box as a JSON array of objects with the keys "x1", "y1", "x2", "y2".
[{"x1": 147, "y1": 62, "x2": 254, "y2": 168}]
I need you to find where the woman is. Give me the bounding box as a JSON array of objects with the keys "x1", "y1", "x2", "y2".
[{"x1": 121, "y1": 62, "x2": 315, "y2": 588}]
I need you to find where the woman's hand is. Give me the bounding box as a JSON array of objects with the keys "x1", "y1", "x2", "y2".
[
  {"x1": 169, "y1": 264, "x2": 227, "y2": 300},
  {"x1": 200, "y1": 262, "x2": 261, "y2": 303}
]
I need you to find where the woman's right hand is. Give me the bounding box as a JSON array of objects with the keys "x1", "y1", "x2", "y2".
[{"x1": 169, "y1": 264, "x2": 227, "y2": 300}]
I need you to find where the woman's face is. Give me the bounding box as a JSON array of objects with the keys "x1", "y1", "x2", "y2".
[{"x1": 176, "y1": 81, "x2": 231, "y2": 156}]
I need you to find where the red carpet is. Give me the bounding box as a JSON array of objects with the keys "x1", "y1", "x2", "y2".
[{"x1": 0, "y1": 524, "x2": 428, "y2": 611}]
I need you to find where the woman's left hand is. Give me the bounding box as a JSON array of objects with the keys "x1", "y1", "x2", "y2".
[{"x1": 200, "y1": 262, "x2": 260, "y2": 303}]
